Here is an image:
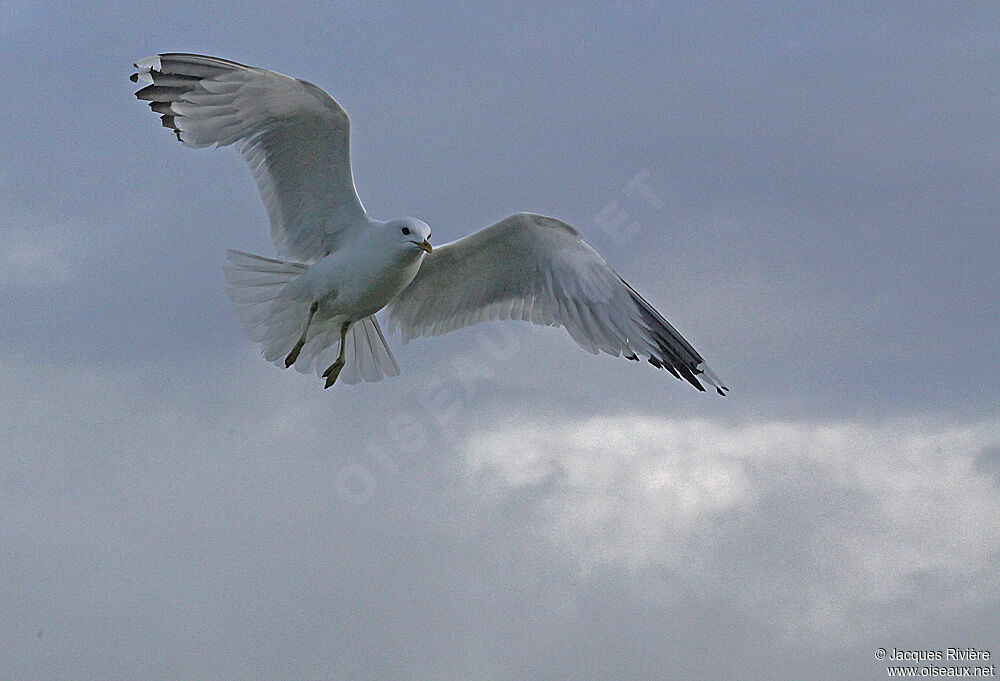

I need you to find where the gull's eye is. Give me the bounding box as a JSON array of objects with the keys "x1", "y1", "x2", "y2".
[{"x1": 401, "y1": 227, "x2": 410, "y2": 236}]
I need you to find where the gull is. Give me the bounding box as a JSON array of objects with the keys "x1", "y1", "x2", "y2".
[{"x1": 132, "y1": 53, "x2": 727, "y2": 394}]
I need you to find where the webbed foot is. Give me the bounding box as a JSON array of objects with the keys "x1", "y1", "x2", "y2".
[
  {"x1": 323, "y1": 359, "x2": 345, "y2": 388},
  {"x1": 285, "y1": 341, "x2": 305, "y2": 367},
  {"x1": 285, "y1": 300, "x2": 319, "y2": 368}
]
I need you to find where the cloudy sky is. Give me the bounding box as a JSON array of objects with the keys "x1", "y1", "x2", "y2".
[{"x1": 2, "y1": 2, "x2": 998, "y2": 679}]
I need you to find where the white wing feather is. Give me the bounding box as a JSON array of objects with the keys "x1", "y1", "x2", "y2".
[
  {"x1": 388, "y1": 213, "x2": 727, "y2": 394},
  {"x1": 133, "y1": 53, "x2": 368, "y2": 262}
]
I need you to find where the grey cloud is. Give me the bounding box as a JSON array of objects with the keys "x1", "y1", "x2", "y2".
[
  {"x1": 1, "y1": 2, "x2": 998, "y2": 680},
  {"x1": 4, "y1": 357, "x2": 997, "y2": 680}
]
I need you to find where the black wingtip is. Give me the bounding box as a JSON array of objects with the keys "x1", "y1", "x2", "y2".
[{"x1": 129, "y1": 72, "x2": 138, "y2": 83}]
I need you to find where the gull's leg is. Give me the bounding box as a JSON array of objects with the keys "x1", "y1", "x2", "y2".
[
  {"x1": 285, "y1": 300, "x2": 319, "y2": 368},
  {"x1": 322, "y1": 321, "x2": 352, "y2": 388}
]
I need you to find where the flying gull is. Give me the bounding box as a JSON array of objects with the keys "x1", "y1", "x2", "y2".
[{"x1": 132, "y1": 53, "x2": 727, "y2": 394}]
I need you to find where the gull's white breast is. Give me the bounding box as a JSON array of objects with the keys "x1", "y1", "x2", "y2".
[{"x1": 289, "y1": 236, "x2": 425, "y2": 321}]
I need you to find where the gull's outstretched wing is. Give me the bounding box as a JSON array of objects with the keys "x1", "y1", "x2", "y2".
[
  {"x1": 388, "y1": 213, "x2": 727, "y2": 394},
  {"x1": 133, "y1": 53, "x2": 368, "y2": 262}
]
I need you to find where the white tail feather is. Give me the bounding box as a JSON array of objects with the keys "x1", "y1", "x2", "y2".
[{"x1": 223, "y1": 250, "x2": 400, "y2": 384}]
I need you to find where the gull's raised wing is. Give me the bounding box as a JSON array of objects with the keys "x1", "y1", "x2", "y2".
[
  {"x1": 133, "y1": 53, "x2": 368, "y2": 262},
  {"x1": 387, "y1": 213, "x2": 727, "y2": 394}
]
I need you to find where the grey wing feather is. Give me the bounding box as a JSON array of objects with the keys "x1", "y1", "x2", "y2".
[
  {"x1": 387, "y1": 213, "x2": 728, "y2": 394},
  {"x1": 133, "y1": 53, "x2": 368, "y2": 262}
]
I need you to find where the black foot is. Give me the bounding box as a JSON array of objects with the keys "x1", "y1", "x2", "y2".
[
  {"x1": 285, "y1": 341, "x2": 304, "y2": 368},
  {"x1": 323, "y1": 360, "x2": 345, "y2": 388},
  {"x1": 285, "y1": 301, "x2": 318, "y2": 368}
]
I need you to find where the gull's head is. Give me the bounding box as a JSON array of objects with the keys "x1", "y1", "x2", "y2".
[{"x1": 386, "y1": 217, "x2": 433, "y2": 255}]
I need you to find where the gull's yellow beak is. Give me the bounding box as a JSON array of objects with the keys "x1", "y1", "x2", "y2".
[{"x1": 418, "y1": 239, "x2": 433, "y2": 253}]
